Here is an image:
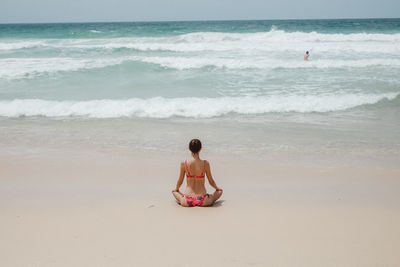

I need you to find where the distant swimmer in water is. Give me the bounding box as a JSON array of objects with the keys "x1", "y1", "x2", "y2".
[{"x1": 304, "y1": 51, "x2": 310, "y2": 61}]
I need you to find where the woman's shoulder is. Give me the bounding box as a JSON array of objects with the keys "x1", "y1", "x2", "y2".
[{"x1": 180, "y1": 159, "x2": 209, "y2": 166}]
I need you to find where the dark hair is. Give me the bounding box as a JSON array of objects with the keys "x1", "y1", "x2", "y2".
[
  {"x1": 306, "y1": 51, "x2": 309, "y2": 54},
  {"x1": 189, "y1": 139, "x2": 202, "y2": 154}
]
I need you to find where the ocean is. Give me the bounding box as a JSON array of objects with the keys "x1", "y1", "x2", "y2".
[{"x1": 0, "y1": 19, "x2": 399, "y2": 164}]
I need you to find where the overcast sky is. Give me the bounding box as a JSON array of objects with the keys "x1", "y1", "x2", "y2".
[{"x1": 1, "y1": 0, "x2": 399, "y2": 23}]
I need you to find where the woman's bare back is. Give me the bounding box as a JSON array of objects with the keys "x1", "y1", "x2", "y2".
[{"x1": 184, "y1": 159, "x2": 207, "y2": 196}]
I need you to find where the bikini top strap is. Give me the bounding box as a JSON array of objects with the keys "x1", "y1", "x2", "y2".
[{"x1": 185, "y1": 160, "x2": 189, "y2": 174}]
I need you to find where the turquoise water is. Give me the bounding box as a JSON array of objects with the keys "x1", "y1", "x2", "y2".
[
  {"x1": 1, "y1": 19, "x2": 400, "y2": 38},
  {"x1": 0, "y1": 19, "x2": 399, "y2": 159}
]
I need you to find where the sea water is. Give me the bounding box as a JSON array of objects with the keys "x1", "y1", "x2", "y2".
[{"x1": 0, "y1": 19, "x2": 399, "y2": 163}]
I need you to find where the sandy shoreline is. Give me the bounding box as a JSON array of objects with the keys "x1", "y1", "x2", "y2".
[{"x1": 1, "y1": 148, "x2": 400, "y2": 266}]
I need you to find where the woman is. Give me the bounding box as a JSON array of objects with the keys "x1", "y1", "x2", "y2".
[{"x1": 172, "y1": 139, "x2": 223, "y2": 207}]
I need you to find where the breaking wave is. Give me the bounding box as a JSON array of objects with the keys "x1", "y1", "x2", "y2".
[
  {"x1": 1, "y1": 30, "x2": 400, "y2": 53},
  {"x1": 0, "y1": 93, "x2": 397, "y2": 118},
  {"x1": 1, "y1": 56, "x2": 399, "y2": 79}
]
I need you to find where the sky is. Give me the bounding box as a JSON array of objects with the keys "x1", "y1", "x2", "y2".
[{"x1": 0, "y1": 0, "x2": 399, "y2": 23}]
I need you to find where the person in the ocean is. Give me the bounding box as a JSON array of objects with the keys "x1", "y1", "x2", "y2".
[
  {"x1": 172, "y1": 139, "x2": 223, "y2": 207},
  {"x1": 304, "y1": 51, "x2": 310, "y2": 61}
]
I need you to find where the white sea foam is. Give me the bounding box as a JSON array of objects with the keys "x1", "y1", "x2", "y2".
[
  {"x1": 1, "y1": 29, "x2": 399, "y2": 79},
  {"x1": 0, "y1": 57, "x2": 128, "y2": 79},
  {"x1": 1, "y1": 55, "x2": 399, "y2": 79},
  {"x1": 0, "y1": 40, "x2": 46, "y2": 50},
  {"x1": 141, "y1": 56, "x2": 400, "y2": 70},
  {"x1": 1, "y1": 30, "x2": 400, "y2": 53},
  {"x1": 0, "y1": 93, "x2": 397, "y2": 118}
]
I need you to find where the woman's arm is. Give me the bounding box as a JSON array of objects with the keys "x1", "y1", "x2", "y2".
[
  {"x1": 173, "y1": 162, "x2": 186, "y2": 192},
  {"x1": 205, "y1": 161, "x2": 222, "y2": 191}
]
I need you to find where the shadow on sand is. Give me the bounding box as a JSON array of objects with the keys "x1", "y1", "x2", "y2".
[{"x1": 209, "y1": 200, "x2": 225, "y2": 207}]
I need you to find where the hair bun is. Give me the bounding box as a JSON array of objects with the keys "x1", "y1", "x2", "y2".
[{"x1": 189, "y1": 139, "x2": 202, "y2": 154}]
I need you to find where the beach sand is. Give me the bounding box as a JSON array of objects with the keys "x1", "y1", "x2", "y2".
[{"x1": 1, "y1": 147, "x2": 400, "y2": 267}]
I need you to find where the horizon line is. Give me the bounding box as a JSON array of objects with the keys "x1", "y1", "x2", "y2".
[{"x1": 1, "y1": 16, "x2": 399, "y2": 25}]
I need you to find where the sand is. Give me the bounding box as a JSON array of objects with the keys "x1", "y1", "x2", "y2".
[{"x1": 1, "y1": 148, "x2": 400, "y2": 267}]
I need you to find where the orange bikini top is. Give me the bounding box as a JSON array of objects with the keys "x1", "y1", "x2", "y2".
[{"x1": 185, "y1": 160, "x2": 206, "y2": 178}]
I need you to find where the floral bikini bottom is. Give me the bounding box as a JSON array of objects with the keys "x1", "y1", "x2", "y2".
[{"x1": 184, "y1": 195, "x2": 206, "y2": 207}]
